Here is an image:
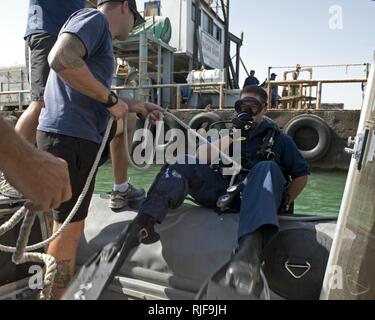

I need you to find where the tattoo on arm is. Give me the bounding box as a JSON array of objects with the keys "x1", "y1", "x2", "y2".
[
  {"x1": 54, "y1": 259, "x2": 72, "y2": 289},
  {"x1": 48, "y1": 33, "x2": 87, "y2": 73}
]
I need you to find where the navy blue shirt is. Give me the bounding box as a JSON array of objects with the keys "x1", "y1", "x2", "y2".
[
  {"x1": 25, "y1": 0, "x2": 85, "y2": 38},
  {"x1": 240, "y1": 119, "x2": 310, "y2": 179},
  {"x1": 243, "y1": 76, "x2": 260, "y2": 88},
  {"x1": 38, "y1": 9, "x2": 114, "y2": 144}
]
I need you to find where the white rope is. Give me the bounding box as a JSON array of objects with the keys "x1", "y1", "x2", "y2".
[
  {"x1": 0, "y1": 207, "x2": 27, "y2": 237},
  {"x1": 123, "y1": 114, "x2": 153, "y2": 171},
  {"x1": 165, "y1": 112, "x2": 242, "y2": 170},
  {"x1": 122, "y1": 112, "x2": 182, "y2": 171},
  {"x1": 11, "y1": 210, "x2": 57, "y2": 300}
]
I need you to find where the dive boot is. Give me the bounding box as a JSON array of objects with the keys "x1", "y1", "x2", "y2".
[
  {"x1": 130, "y1": 213, "x2": 160, "y2": 245},
  {"x1": 200, "y1": 230, "x2": 269, "y2": 300},
  {"x1": 225, "y1": 231, "x2": 264, "y2": 298}
]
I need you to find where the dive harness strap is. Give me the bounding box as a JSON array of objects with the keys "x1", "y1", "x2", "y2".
[{"x1": 216, "y1": 127, "x2": 284, "y2": 214}]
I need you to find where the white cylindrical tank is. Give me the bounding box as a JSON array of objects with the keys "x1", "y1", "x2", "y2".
[{"x1": 187, "y1": 69, "x2": 225, "y2": 84}]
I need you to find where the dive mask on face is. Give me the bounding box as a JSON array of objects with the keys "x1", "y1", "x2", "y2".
[
  {"x1": 232, "y1": 97, "x2": 265, "y2": 133},
  {"x1": 234, "y1": 97, "x2": 265, "y2": 116}
]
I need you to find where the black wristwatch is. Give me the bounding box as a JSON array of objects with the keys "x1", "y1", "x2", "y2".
[{"x1": 104, "y1": 91, "x2": 118, "y2": 108}]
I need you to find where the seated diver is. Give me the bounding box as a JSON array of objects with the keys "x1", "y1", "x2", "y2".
[{"x1": 126, "y1": 85, "x2": 310, "y2": 297}]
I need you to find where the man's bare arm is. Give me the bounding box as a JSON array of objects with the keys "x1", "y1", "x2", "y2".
[
  {"x1": 48, "y1": 33, "x2": 110, "y2": 102},
  {"x1": 48, "y1": 33, "x2": 128, "y2": 119},
  {"x1": 0, "y1": 117, "x2": 72, "y2": 211},
  {"x1": 286, "y1": 175, "x2": 308, "y2": 205}
]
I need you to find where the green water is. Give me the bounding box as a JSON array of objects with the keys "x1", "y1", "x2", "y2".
[{"x1": 95, "y1": 163, "x2": 347, "y2": 217}]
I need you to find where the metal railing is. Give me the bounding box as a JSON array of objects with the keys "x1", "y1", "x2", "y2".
[
  {"x1": 112, "y1": 82, "x2": 227, "y2": 110},
  {"x1": 0, "y1": 83, "x2": 227, "y2": 111},
  {"x1": 0, "y1": 89, "x2": 30, "y2": 110},
  {"x1": 266, "y1": 78, "x2": 367, "y2": 110},
  {"x1": 0, "y1": 78, "x2": 368, "y2": 112}
]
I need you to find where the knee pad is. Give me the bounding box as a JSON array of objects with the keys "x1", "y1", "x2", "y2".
[
  {"x1": 253, "y1": 161, "x2": 278, "y2": 170},
  {"x1": 149, "y1": 166, "x2": 188, "y2": 209},
  {"x1": 248, "y1": 161, "x2": 285, "y2": 181}
]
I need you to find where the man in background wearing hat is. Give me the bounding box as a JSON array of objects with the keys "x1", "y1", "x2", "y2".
[
  {"x1": 36, "y1": 0, "x2": 163, "y2": 299},
  {"x1": 270, "y1": 73, "x2": 279, "y2": 108},
  {"x1": 128, "y1": 85, "x2": 309, "y2": 297},
  {"x1": 260, "y1": 72, "x2": 279, "y2": 108}
]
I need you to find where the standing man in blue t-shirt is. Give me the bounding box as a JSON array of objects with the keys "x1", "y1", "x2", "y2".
[
  {"x1": 1, "y1": 0, "x2": 144, "y2": 210},
  {"x1": 0, "y1": 0, "x2": 85, "y2": 198},
  {"x1": 36, "y1": 0, "x2": 163, "y2": 299}
]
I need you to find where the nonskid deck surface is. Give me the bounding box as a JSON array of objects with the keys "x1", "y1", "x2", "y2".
[
  {"x1": 0, "y1": 193, "x2": 340, "y2": 300},
  {"x1": 72, "y1": 195, "x2": 339, "y2": 299}
]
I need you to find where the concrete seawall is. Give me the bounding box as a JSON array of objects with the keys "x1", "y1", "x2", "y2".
[
  {"x1": 1, "y1": 109, "x2": 361, "y2": 171},
  {"x1": 171, "y1": 109, "x2": 361, "y2": 171}
]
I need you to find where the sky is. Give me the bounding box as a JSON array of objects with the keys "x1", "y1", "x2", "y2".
[
  {"x1": 229, "y1": 0, "x2": 375, "y2": 109},
  {"x1": 0, "y1": 0, "x2": 374, "y2": 109}
]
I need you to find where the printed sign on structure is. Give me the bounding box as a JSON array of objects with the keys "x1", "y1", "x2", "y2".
[{"x1": 201, "y1": 31, "x2": 222, "y2": 69}]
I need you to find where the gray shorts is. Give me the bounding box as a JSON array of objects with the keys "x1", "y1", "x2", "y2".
[{"x1": 26, "y1": 33, "x2": 57, "y2": 101}]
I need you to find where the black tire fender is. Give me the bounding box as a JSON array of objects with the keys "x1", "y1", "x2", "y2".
[
  {"x1": 188, "y1": 112, "x2": 226, "y2": 131},
  {"x1": 284, "y1": 114, "x2": 331, "y2": 161}
]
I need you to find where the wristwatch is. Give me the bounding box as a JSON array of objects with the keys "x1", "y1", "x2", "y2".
[{"x1": 104, "y1": 91, "x2": 118, "y2": 108}]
